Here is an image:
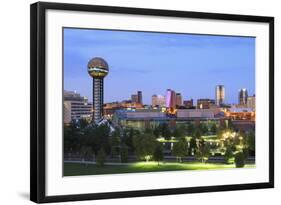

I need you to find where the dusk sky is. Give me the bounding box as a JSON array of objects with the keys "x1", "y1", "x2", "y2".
[{"x1": 64, "y1": 28, "x2": 255, "y2": 105}]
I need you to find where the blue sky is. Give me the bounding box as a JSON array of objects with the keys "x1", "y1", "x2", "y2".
[{"x1": 64, "y1": 28, "x2": 255, "y2": 105}]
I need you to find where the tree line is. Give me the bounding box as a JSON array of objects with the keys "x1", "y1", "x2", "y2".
[{"x1": 64, "y1": 119, "x2": 255, "y2": 167}]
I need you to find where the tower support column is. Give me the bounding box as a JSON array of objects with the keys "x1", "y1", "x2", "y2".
[{"x1": 92, "y1": 78, "x2": 104, "y2": 123}]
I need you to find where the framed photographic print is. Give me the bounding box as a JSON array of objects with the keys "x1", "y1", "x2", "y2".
[{"x1": 30, "y1": 2, "x2": 274, "y2": 203}]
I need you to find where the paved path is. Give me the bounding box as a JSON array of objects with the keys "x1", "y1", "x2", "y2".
[{"x1": 65, "y1": 160, "x2": 133, "y2": 166}]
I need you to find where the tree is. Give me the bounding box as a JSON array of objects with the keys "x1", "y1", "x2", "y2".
[
  {"x1": 153, "y1": 143, "x2": 164, "y2": 165},
  {"x1": 217, "y1": 128, "x2": 234, "y2": 141},
  {"x1": 120, "y1": 145, "x2": 128, "y2": 163},
  {"x1": 246, "y1": 130, "x2": 255, "y2": 156},
  {"x1": 83, "y1": 124, "x2": 111, "y2": 156},
  {"x1": 216, "y1": 128, "x2": 224, "y2": 140},
  {"x1": 187, "y1": 123, "x2": 195, "y2": 136},
  {"x1": 64, "y1": 122, "x2": 81, "y2": 153},
  {"x1": 123, "y1": 128, "x2": 139, "y2": 153},
  {"x1": 195, "y1": 139, "x2": 210, "y2": 163},
  {"x1": 110, "y1": 130, "x2": 120, "y2": 157},
  {"x1": 189, "y1": 137, "x2": 197, "y2": 156},
  {"x1": 210, "y1": 123, "x2": 217, "y2": 134},
  {"x1": 224, "y1": 145, "x2": 234, "y2": 164},
  {"x1": 80, "y1": 146, "x2": 93, "y2": 166},
  {"x1": 198, "y1": 123, "x2": 208, "y2": 135},
  {"x1": 233, "y1": 132, "x2": 241, "y2": 147},
  {"x1": 144, "y1": 127, "x2": 153, "y2": 134},
  {"x1": 153, "y1": 125, "x2": 160, "y2": 138},
  {"x1": 235, "y1": 152, "x2": 245, "y2": 168},
  {"x1": 243, "y1": 148, "x2": 249, "y2": 160},
  {"x1": 133, "y1": 133, "x2": 156, "y2": 162},
  {"x1": 81, "y1": 125, "x2": 96, "y2": 155},
  {"x1": 173, "y1": 125, "x2": 185, "y2": 139},
  {"x1": 172, "y1": 138, "x2": 188, "y2": 162},
  {"x1": 96, "y1": 148, "x2": 106, "y2": 166},
  {"x1": 160, "y1": 123, "x2": 171, "y2": 140},
  {"x1": 95, "y1": 124, "x2": 111, "y2": 155},
  {"x1": 193, "y1": 128, "x2": 202, "y2": 139}
]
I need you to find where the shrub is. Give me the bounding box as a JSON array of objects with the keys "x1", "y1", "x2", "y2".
[{"x1": 235, "y1": 152, "x2": 245, "y2": 168}]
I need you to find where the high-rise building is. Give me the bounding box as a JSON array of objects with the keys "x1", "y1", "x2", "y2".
[
  {"x1": 137, "y1": 91, "x2": 143, "y2": 104},
  {"x1": 183, "y1": 99, "x2": 194, "y2": 108},
  {"x1": 176, "y1": 93, "x2": 183, "y2": 107},
  {"x1": 247, "y1": 95, "x2": 256, "y2": 110},
  {"x1": 215, "y1": 85, "x2": 225, "y2": 106},
  {"x1": 63, "y1": 90, "x2": 92, "y2": 124},
  {"x1": 197, "y1": 98, "x2": 215, "y2": 109},
  {"x1": 239, "y1": 88, "x2": 248, "y2": 105},
  {"x1": 87, "y1": 57, "x2": 109, "y2": 123},
  {"x1": 131, "y1": 94, "x2": 138, "y2": 103},
  {"x1": 131, "y1": 91, "x2": 143, "y2": 105},
  {"x1": 152, "y1": 94, "x2": 166, "y2": 107},
  {"x1": 166, "y1": 89, "x2": 176, "y2": 109}
]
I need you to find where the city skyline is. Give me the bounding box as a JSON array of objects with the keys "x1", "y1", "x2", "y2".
[{"x1": 64, "y1": 28, "x2": 255, "y2": 104}]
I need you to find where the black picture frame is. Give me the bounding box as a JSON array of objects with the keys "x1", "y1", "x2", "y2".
[{"x1": 30, "y1": 2, "x2": 274, "y2": 203}]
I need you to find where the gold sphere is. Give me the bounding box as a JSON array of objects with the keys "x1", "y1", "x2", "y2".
[{"x1": 87, "y1": 57, "x2": 109, "y2": 78}]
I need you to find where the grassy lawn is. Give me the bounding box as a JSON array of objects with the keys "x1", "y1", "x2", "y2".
[{"x1": 64, "y1": 162, "x2": 255, "y2": 176}]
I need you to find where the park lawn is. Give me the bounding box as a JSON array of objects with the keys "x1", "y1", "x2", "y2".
[{"x1": 64, "y1": 162, "x2": 255, "y2": 176}]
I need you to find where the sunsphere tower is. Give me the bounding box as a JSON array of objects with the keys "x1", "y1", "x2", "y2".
[{"x1": 87, "y1": 57, "x2": 109, "y2": 123}]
